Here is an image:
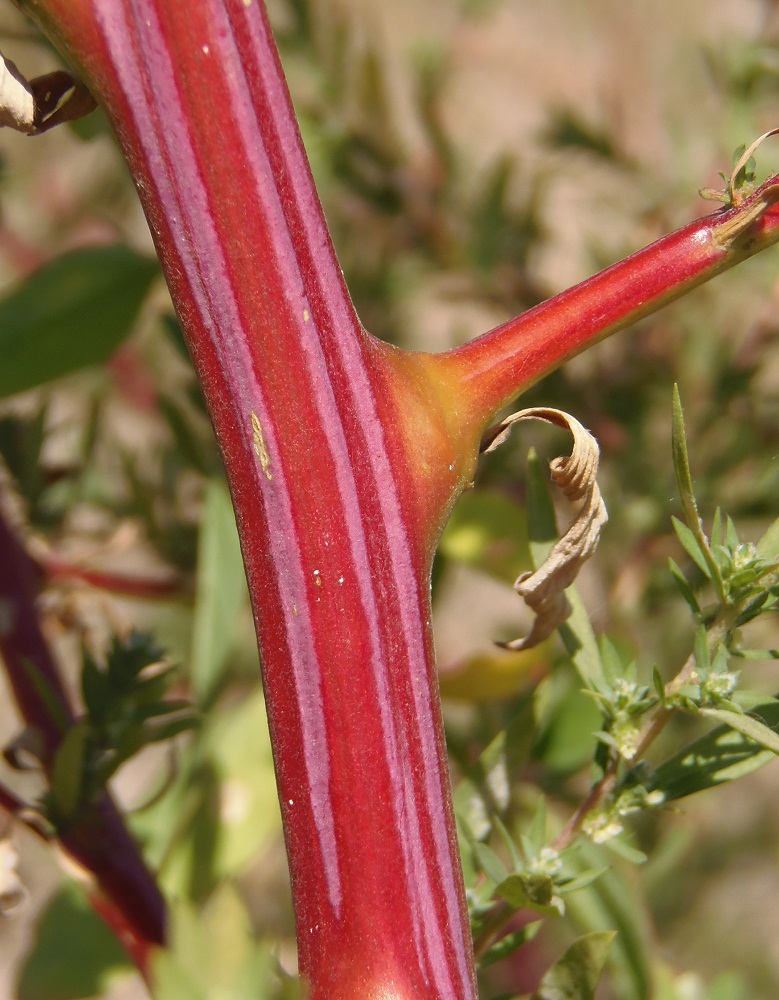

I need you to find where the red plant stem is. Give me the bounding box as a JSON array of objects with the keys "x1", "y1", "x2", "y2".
[
  {"x1": 90, "y1": 891, "x2": 154, "y2": 982},
  {"x1": 0, "y1": 508, "x2": 71, "y2": 759},
  {"x1": 43, "y1": 554, "x2": 184, "y2": 599},
  {"x1": 0, "y1": 505, "x2": 165, "y2": 961},
  {"x1": 445, "y1": 184, "x2": 779, "y2": 422},
  {"x1": 10, "y1": 2, "x2": 779, "y2": 997},
  {"x1": 0, "y1": 778, "x2": 153, "y2": 979},
  {"x1": 20, "y1": 3, "x2": 478, "y2": 997}
]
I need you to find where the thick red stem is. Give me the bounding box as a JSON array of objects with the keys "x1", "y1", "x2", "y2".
[
  {"x1": 10, "y1": 2, "x2": 779, "y2": 997},
  {"x1": 23, "y1": 2, "x2": 478, "y2": 997}
]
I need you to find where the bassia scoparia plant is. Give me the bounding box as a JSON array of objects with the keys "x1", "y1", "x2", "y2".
[{"x1": 0, "y1": 2, "x2": 778, "y2": 998}]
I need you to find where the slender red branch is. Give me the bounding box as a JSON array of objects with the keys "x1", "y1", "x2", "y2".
[
  {"x1": 90, "y1": 891, "x2": 154, "y2": 982},
  {"x1": 43, "y1": 554, "x2": 184, "y2": 599},
  {"x1": 443, "y1": 182, "x2": 779, "y2": 425},
  {"x1": 0, "y1": 504, "x2": 73, "y2": 759},
  {"x1": 0, "y1": 504, "x2": 165, "y2": 961},
  {"x1": 0, "y1": 777, "x2": 154, "y2": 975}
]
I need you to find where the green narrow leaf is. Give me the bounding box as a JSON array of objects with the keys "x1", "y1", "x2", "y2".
[
  {"x1": 158, "y1": 396, "x2": 213, "y2": 477},
  {"x1": 493, "y1": 814, "x2": 523, "y2": 870},
  {"x1": 18, "y1": 657, "x2": 70, "y2": 734},
  {"x1": 671, "y1": 517, "x2": 711, "y2": 579},
  {"x1": 667, "y1": 557, "x2": 701, "y2": 615},
  {"x1": 671, "y1": 387, "x2": 723, "y2": 595},
  {"x1": 51, "y1": 722, "x2": 89, "y2": 822},
  {"x1": 604, "y1": 837, "x2": 647, "y2": 865},
  {"x1": 81, "y1": 653, "x2": 109, "y2": 723},
  {"x1": 557, "y1": 867, "x2": 608, "y2": 894},
  {"x1": 724, "y1": 514, "x2": 739, "y2": 550},
  {"x1": 699, "y1": 706, "x2": 779, "y2": 755},
  {"x1": 711, "y1": 508, "x2": 724, "y2": 550},
  {"x1": 527, "y1": 796, "x2": 547, "y2": 857},
  {"x1": 710, "y1": 644, "x2": 730, "y2": 674},
  {"x1": 495, "y1": 872, "x2": 557, "y2": 914},
  {"x1": 474, "y1": 841, "x2": 509, "y2": 884},
  {"x1": 190, "y1": 478, "x2": 249, "y2": 704},
  {"x1": 558, "y1": 586, "x2": 605, "y2": 688},
  {"x1": 599, "y1": 637, "x2": 623, "y2": 684},
  {"x1": 141, "y1": 712, "x2": 199, "y2": 745},
  {"x1": 757, "y1": 515, "x2": 779, "y2": 562},
  {"x1": 732, "y1": 648, "x2": 779, "y2": 661},
  {"x1": 671, "y1": 387, "x2": 699, "y2": 536},
  {"x1": 735, "y1": 594, "x2": 775, "y2": 627},
  {"x1": 0, "y1": 246, "x2": 159, "y2": 398},
  {"x1": 649, "y1": 701, "x2": 779, "y2": 801},
  {"x1": 534, "y1": 930, "x2": 616, "y2": 1000},
  {"x1": 479, "y1": 920, "x2": 543, "y2": 968},
  {"x1": 693, "y1": 625, "x2": 711, "y2": 673},
  {"x1": 730, "y1": 691, "x2": 777, "y2": 712}
]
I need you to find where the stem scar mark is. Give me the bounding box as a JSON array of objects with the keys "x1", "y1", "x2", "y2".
[{"x1": 251, "y1": 411, "x2": 272, "y2": 480}]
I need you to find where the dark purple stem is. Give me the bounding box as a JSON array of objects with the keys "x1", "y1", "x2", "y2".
[{"x1": 0, "y1": 504, "x2": 165, "y2": 956}]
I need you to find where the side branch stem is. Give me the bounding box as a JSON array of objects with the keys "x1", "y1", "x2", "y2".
[{"x1": 443, "y1": 183, "x2": 779, "y2": 428}]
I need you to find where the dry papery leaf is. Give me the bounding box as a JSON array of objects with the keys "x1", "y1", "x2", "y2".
[
  {"x1": 0, "y1": 50, "x2": 96, "y2": 135},
  {"x1": 0, "y1": 51, "x2": 34, "y2": 132},
  {"x1": 481, "y1": 407, "x2": 608, "y2": 650}
]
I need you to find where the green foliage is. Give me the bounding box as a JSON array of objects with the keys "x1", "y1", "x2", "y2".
[
  {"x1": 0, "y1": 246, "x2": 159, "y2": 398},
  {"x1": 189, "y1": 478, "x2": 250, "y2": 706},
  {"x1": 150, "y1": 886, "x2": 278, "y2": 1000},
  {"x1": 530, "y1": 931, "x2": 616, "y2": 1000},
  {"x1": 132, "y1": 687, "x2": 279, "y2": 903},
  {"x1": 17, "y1": 885, "x2": 133, "y2": 1000},
  {"x1": 46, "y1": 633, "x2": 198, "y2": 828},
  {"x1": 439, "y1": 488, "x2": 532, "y2": 586},
  {"x1": 450, "y1": 392, "x2": 778, "y2": 997},
  {"x1": 649, "y1": 701, "x2": 779, "y2": 801}
]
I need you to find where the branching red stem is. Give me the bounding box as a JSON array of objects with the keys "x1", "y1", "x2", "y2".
[
  {"x1": 0, "y1": 503, "x2": 165, "y2": 966},
  {"x1": 20, "y1": 3, "x2": 478, "y2": 997},
  {"x1": 8, "y1": 2, "x2": 779, "y2": 998},
  {"x1": 444, "y1": 181, "x2": 779, "y2": 423}
]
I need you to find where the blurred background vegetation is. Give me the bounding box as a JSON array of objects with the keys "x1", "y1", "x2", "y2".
[{"x1": 0, "y1": 0, "x2": 779, "y2": 998}]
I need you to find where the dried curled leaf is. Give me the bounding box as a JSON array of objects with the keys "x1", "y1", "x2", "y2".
[
  {"x1": 0, "y1": 53, "x2": 34, "y2": 133},
  {"x1": 1, "y1": 51, "x2": 96, "y2": 135},
  {"x1": 481, "y1": 407, "x2": 608, "y2": 650}
]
